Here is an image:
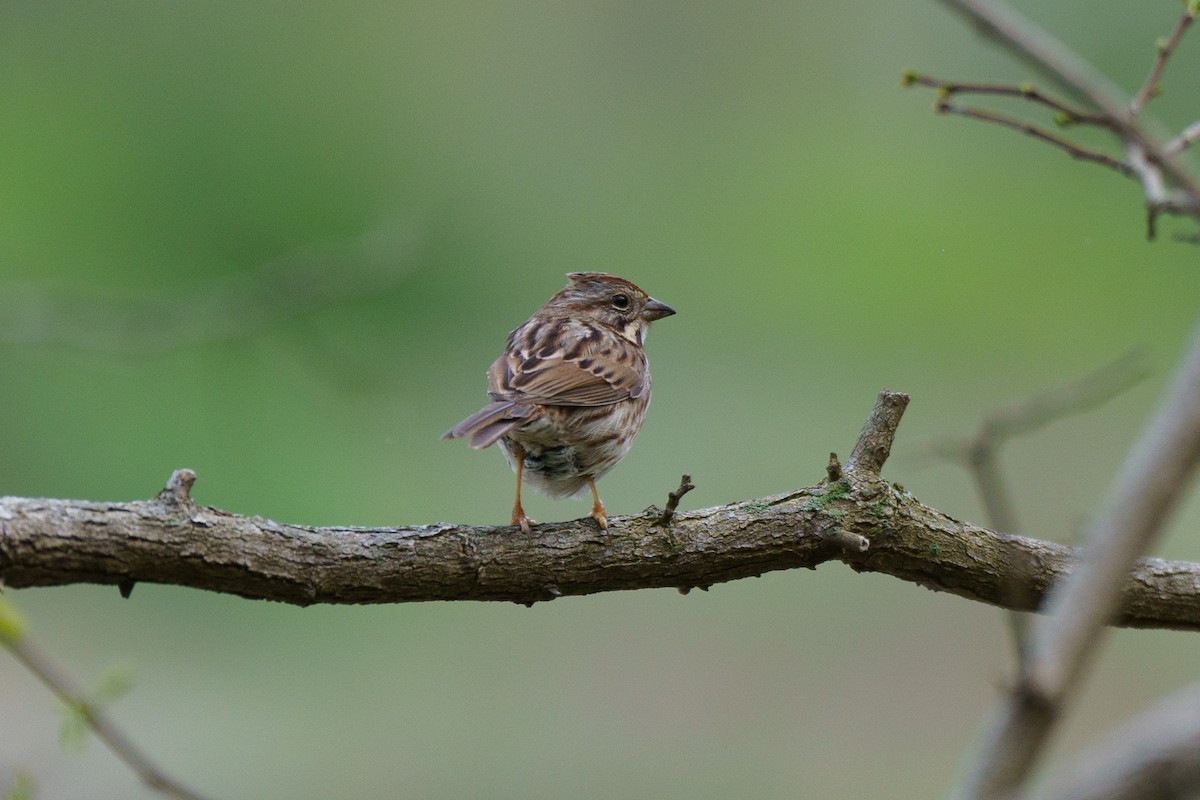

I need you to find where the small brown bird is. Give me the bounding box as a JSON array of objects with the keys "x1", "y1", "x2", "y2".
[{"x1": 443, "y1": 273, "x2": 675, "y2": 532}]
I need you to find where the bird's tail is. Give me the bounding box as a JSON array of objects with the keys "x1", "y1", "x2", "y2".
[{"x1": 441, "y1": 401, "x2": 540, "y2": 449}]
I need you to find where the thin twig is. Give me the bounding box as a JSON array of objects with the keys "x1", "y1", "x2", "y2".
[
  {"x1": 971, "y1": 454, "x2": 1034, "y2": 660},
  {"x1": 904, "y1": 72, "x2": 1113, "y2": 129},
  {"x1": 927, "y1": 350, "x2": 1151, "y2": 466},
  {"x1": 934, "y1": 100, "x2": 1133, "y2": 177},
  {"x1": 656, "y1": 474, "x2": 696, "y2": 526},
  {"x1": 1164, "y1": 119, "x2": 1200, "y2": 158},
  {"x1": 1127, "y1": 142, "x2": 1169, "y2": 240},
  {"x1": 928, "y1": 0, "x2": 1200, "y2": 235},
  {"x1": 1126, "y1": 142, "x2": 1200, "y2": 239},
  {"x1": 1130, "y1": 6, "x2": 1196, "y2": 117},
  {"x1": 935, "y1": 0, "x2": 1137, "y2": 120},
  {"x1": 3, "y1": 634, "x2": 213, "y2": 800},
  {"x1": 955, "y1": 318, "x2": 1200, "y2": 799},
  {"x1": 826, "y1": 453, "x2": 843, "y2": 483}
]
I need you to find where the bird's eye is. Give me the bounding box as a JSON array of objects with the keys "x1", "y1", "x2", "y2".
[{"x1": 611, "y1": 294, "x2": 630, "y2": 310}]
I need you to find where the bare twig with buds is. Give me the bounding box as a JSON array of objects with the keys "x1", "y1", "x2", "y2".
[{"x1": 908, "y1": 0, "x2": 1200, "y2": 239}]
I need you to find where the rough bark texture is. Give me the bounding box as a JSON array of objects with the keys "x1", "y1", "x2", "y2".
[{"x1": 3, "y1": 464, "x2": 1200, "y2": 624}]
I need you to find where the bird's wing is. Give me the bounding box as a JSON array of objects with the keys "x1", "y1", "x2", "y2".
[
  {"x1": 441, "y1": 399, "x2": 540, "y2": 448},
  {"x1": 488, "y1": 318, "x2": 647, "y2": 407}
]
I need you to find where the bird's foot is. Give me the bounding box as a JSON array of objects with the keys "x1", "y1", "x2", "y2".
[
  {"x1": 512, "y1": 511, "x2": 535, "y2": 534},
  {"x1": 589, "y1": 503, "x2": 608, "y2": 531},
  {"x1": 585, "y1": 478, "x2": 608, "y2": 531}
]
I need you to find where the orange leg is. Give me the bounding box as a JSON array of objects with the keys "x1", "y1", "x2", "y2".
[
  {"x1": 587, "y1": 477, "x2": 608, "y2": 531},
  {"x1": 511, "y1": 453, "x2": 534, "y2": 533}
]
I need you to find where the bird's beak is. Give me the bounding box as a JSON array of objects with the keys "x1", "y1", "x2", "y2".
[{"x1": 641, "y1": 297, "x2": 676, "y2": 321}]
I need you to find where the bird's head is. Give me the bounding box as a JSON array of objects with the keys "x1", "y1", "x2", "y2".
[{"x1": 546, "y1": 272, "x2": 675, "y2": 345}]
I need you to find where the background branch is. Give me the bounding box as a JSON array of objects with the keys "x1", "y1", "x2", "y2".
[
  {"x1": 956, "y1": 318, "x2": 1200, "y2": 798},
  {"x1": 924, "y1": 351, "x2": 1151, "y2": 660},
  {"x1": 931, "y1": 100, "x2": 1132, "y2": 176},
  {"x1": 1036, "y1": 680, "x2": 1200, "y2": 800},
  {"x1": 901, "y1": 74, "x2": 1113, "y2": 128},
  {"x1": 1129, "y1": 6, "x2": 1195, "y2": 117},
  {"x1": 926, "y1": 349, "x2": 1151, "y2": 530},
  {"x1": 0, "y1": 600, "x2": 211, "y2": 800},
  {"x1": 916, "y1": 0, "x2": 1200, "y2": 236},
  {"x1": 1164, "y1": 119, "x2": 1200, "y2": 157},
  {"x1": 934, "y1": 0, "x2": 1136, "y2": 116}
]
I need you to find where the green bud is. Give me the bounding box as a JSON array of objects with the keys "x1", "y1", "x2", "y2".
[
  {"x1": 3, "y1": 771, "x2": 36, "y2": 800},
  {"x1": 59, "y1": 701, "x2": 91, "y2": 753},
  {"x1": 0, "y1": 598, "x2": 27, "y2": 644},
  {"x1": 92, "y1": 665, "x2": 136, "y2": 707}
]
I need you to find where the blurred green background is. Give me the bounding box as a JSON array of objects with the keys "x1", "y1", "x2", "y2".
[{"x1": 2, "y1": 1, "x2": 1199, "y2": 798}]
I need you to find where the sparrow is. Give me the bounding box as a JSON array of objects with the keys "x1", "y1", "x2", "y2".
[{"x1": 443, "y1": 272, "x2": 675, "y2": 532}]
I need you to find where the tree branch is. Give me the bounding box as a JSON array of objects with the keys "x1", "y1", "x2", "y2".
[
  {"x1": 1130, "y1": 6, "x2": 1196, "y2": 118},
  {"x1": 846, "y1": 389, "x2": 909, "y2": 475},
  {"x1": 901, "y1": 73, "x2": 1114, "y2": 130},
  {"x1": 931, "y1": 99, "x2": 1133, "y2": 177},
  {"x1": 0, "y1": 600, "x2": 212, "y2": 800},
  {"x1": 956, "y1": 318, "x2": 1200, "y2": 798},
  {"x1": 917, "y1": 0, "x2": 1200, "y2": 237},
  {"x1": 1164, "y1": 119, "x2": 1200, "y2": 158},
  {"x1": 1036, "y1": 680, "x2": 1200, "y2": 800},
  {"x1": 2, "y1": 392, "x2": 1200, "y2": 631},
  {"x1": 654, "y1": 474, "x2": 696, "y2": 527},
  {"x1": 926, "y1": 349, "x2": 1151, "y2": 532},
  {"x1": 924, "y1": 351, "x2": 1150, "y2": 661},
  {"x1": 934, "y1": 0, "x2": 1129, "y2": 112}
]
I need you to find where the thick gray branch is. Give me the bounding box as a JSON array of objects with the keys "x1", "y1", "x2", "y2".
[
  {"x1": 957, "y1": 318, "x2": 1200, "y2": 799},
  {"x1": 1036, "y1": 681, "x2": 1200, "y2": 800},
  {"x1": 937, "y1": 0, "x2": 1136, "y2": 120},
  {"x1": 1, "y1": 467, "x2": 1199, "y2": 625}
]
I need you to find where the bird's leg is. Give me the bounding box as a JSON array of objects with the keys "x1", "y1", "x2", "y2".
[
  {"x1": 511, "y1": 452, "x2": 534, "y2": 533},
  {"x1": 587, "y1": 477, "x2": 608, "y2": 531}
]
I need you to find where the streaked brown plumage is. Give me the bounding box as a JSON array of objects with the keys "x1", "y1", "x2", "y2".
[{"x1": 443, "y1": 272, "x2": 675, "y2": 532}]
